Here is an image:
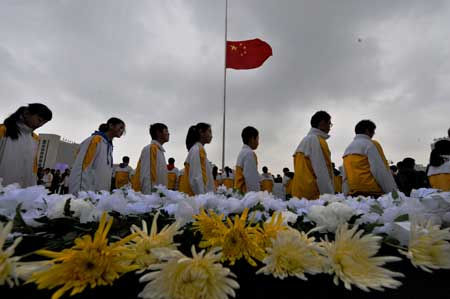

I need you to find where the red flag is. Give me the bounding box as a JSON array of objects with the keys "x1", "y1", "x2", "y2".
[{"x1": 226, "y1": 38, "x2": 272, "y2": 70}]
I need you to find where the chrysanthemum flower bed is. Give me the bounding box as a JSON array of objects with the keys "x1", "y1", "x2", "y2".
[{"x1": 1, "y1": 183, "x2": 450, "y2": 299}]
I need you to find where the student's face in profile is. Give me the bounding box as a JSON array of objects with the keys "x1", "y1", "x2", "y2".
[
  {"x1": 318, "y1": 118, "x2": 332, "y2": 134},
  {"x1": 249, "y1": 135, "x2": 259, "y2": 150},
  {"x1": 160, "y1": 128, "x2": 170, "y2": 144},
  {"x1": 111, "y1": 123, "x2": 125, "y2": 138},
  {"x1": 24, "y1": 113, "x2": 48, "y2": 130},
  {"x1": 200, "y1": 127, "x2": 213, "y2": 144}
]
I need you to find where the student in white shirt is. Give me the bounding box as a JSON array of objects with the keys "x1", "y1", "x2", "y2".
[
  {"x1": 179, "y1": 123, "x2": 214, "y2": 195},
  {"x1": 132, "y1": 123, "x2": 170, "y2": 194},
  {"x1": 235, "y1": 126, "x2": 260, "y2": 193},
  {"x1": 0, "y1": 103, "x2": 52, "y2": 187}
]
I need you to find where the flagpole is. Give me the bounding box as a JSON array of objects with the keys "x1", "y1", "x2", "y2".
[{"x1": 221, "y1": 0, "x2": 228, "y2": 172}]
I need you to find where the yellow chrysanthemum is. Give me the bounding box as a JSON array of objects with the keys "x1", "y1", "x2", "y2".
[
  {"x1": 192, "y1": 209, "x2": 227, "y2": 248},
  {"x1": 222, "y1": 209, "x2": 265, "y2": 266},
  {"x1": 193, "y1": 208, "x2": 265, "y2": 266},
  {"x1": 0, "y1": 221, "x2": 22, "y2": 287},
  {"x1": 260, "y1": 212, "x2": 288, "y2": 249},
  {"x1": 257, "y1": 228, "x2": 325, "y2": 280},
  {"x1": 322, "y1": 224, "x2": 403, "y2": 292},
  {"x1": 139, "y1": 246, "x2": 239, "y2": 299},
  {"x1": 28, "y1": 213, "x2": 139, "y2": 299},
  {"x1": 399, "y1": 219, "x2": 450, "y2": 272},
  {"x1": 128, "y1": 212, "x2": 181, "y2": 270}
]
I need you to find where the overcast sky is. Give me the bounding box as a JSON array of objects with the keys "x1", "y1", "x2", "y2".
[{"x1": 1, "y1": 0, "x2": 449, "y2": 173}]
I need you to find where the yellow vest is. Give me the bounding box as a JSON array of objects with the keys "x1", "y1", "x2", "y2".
[
  {"x1": 115, "y1": 171, "x2": 130, "y2": 188},
  {"x1": 291, "y1": 136, "x2": 332, "y2": 200},
  {"x1": 261, "y1": 179, "x2": 274, "y2": 192},
  {"x1": 167, "y1": 172, "x2": 177, "y2": 190},
  {"x1": 234, "y1": 167, "x2": 246, "y2": 193},
  {"x1": 428, "y1": 174, "x2": 450, "y2": 191},
  {"x1": 334, "y1": 175, "x2": 342, "y2": 193},
  {"x1": 343, "y1": 140, "x2": 390, "y2": 197}
]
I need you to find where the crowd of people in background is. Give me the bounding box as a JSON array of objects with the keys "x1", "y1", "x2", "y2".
[{"x1": 0, "y1": 103, "x2": 449, "y2": 199}]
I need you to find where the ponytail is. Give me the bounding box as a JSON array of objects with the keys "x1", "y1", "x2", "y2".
[
  {"x1": 185, "y1": 125, "x2": 198, "y2": 151},
  {"x1": 3, "y1": 103, "x2": 52, "y2": 140},
  {"x1": 98, "y1": 117, "x2": 125, "y2": 133},
  {"x1": 185, "y1": 122, "x2": 211, "y2": 151}
]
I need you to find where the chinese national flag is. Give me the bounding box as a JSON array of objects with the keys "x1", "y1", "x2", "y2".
[{"x1": 226, "y1": 38, "x2": 272, "y2": 70}]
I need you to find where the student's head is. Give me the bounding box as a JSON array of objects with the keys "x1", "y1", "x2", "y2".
[
  {"x1": 122, "y1": 156, "x2": 130, "y2": 164},
  {"x1": 185, "y1": 123, "x2": 212, "y2": 150},
  {"x1": 355, "y1": 120, "x2": 376, "y2": 138},
  {"x1": 241, "y1": 126, "x2": 259, "y2": 150},
  {"x1": 149, "y1": 123, "x2": 169, "y2": 144},
  {"x1": 283, "y1": 167, "x2": 289, "y2": 174},
  {"x1": 402, "y1": 157, "x2": 415, "y2": 169},
  {"x1": 3, "y1": 103, "x2": 52, "y2": 139},
  {"x1": 430, "y1": 139, "x2": 450, "y2": 167},
  {"x1": 390, "y1": 165, "x2": 398, "y2": 173},
  {"x1": 262, "y1": 166, "x2": 268, "y2": 173},
  {"x1": 286, "y1": 171, "x2": 295, "y2": 179},
  {"x1": 168, "y1": 157, "x2": 175, "y2": 165},
  {"x1": 224, "y1": 166, "x2": 232, "y2": 176},
  {"x1": 99, "y1": 117, "x2": 125, "y2": 139},
  {"x1": 310, "y1": 111, "x2": 332, "y2": 134},
  {"x1": 45, "y1": 168, "x2": 50, "y2": 173}
]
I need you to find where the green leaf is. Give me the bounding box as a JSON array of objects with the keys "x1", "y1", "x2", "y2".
[
  {"x1": 392, "y1": 190, "x2": 399, "y2": 199},
  {"x1": 370, "y1": 204, "x2": 384, "y2": 215},
  {"x1": 394, "y1": 214, "x2": 409, "y2": 222},
  {"x1": 64, "y1": 198, "x2": 74, "y2": 217}
]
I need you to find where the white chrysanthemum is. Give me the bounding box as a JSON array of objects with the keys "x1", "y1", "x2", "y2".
[
  {"x1": 308, "y1": 202, "x2": 355, "y2": 232},
  {"x1": 399, "y1": 219, "x2": 450, "y2": 272},
  {"x1": 322, "y1": 224, "x2": 403, "y2": 292},
  {"x1": 257, "y1": 228, "x2": 325, "y2": 279},
  {"x1": 0, "y1": 221, "x2": 22, "y2": 287},
  {"x1": 139, "y1": 246, "x2": 239, "y2": 299}
]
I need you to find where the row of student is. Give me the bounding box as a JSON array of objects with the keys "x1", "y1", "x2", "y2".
[{"x1": 1, "y1": 104, "x2": 449, "y2": 198}]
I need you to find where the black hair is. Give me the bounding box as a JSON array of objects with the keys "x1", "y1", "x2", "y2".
[
  {"x1": 149, "y1": 123, "x2": 168, "y2": 139},
  {"x1": 283, "y1": 167, "x2": 289, "y2": 173},
  {"x1": 390, "y1": 165, "x2": 398, "y2": 172},
  {"x1": 310, "y1": 111, "x2": 331, "y2": 128},
  {"x1": 122, "y1": 156, "x2": 130, "y2": 163},
  {"x1": 3, "y1": 103, "x2": 52, "y2": 139},
  {"x1": 168, "y1": 157, "x2": 175, "y2": 164},
  {"x1": 99, "y1": 117, "x2": 125, "y2": 133},
  {"x1": 224, "y1": 166, "x2": 232, "y2": 177},
  {"x1": 355, "y1": 120, "x2": 376, "y2": 135},
  {"x1": 185, "y1": 122, "x2": 211, "y2": 150},
  {"x1": 262, "y1": 166, "x2": 268, "y2": 173},
  {"x1": 212, "y1": 165, "x2": 218, "y2": 179},
  {"x1": 430, "y1": 140, "x2": 450, "y2": 167},
  {"x1": 402, "y1": 157, "x2": 415, "y2": 169},
  {"x1": 241, "y1": 126, "x2": 259, "y2": 145},
  {"x1": 286, "y1": 171, "x2": 295, "y2": 179}
]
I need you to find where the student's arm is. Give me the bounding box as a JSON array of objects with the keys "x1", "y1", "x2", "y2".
[
  {"x1": 189, "y1": 147, "x2": 205, "y2": 194},
  {"x1": 244, "y1": 152, "x2": 260, "y2": 192},
  {"x1": 309, "y1": 137, "x2": 334, "y2": 194},
  {"x1": 368, "y1": 144, "x2": 397, "y2": 193}
]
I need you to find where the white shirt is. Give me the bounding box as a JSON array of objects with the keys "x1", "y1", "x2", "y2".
[
  {"x1": 294, "y1": 128, "x2": 334, "y2": 194},
  {"x1": 137, "y1": 140, "x2": 168, "y2": 194},
  {"x1": 185, "y1": 142, "x2": 214, "y2": 194},
  {"x1": 0, "y1": 122, "x2": 38, "y2": 187},
  {"x1": 236, "y1": 144, "x2": 260, "y2": 192},
  {"x1": 342, "y1": 134, "x2": 397, "y2": 194}
]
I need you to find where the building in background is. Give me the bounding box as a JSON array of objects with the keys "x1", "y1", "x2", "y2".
[{"x1": 37, "y1": 134, "x2": 79, "y2": 170}]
